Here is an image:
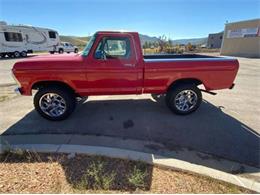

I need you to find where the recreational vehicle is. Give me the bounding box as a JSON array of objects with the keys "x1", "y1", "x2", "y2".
[{"x1": 0, "y1": 21, "x2": 60, "y2": 58}]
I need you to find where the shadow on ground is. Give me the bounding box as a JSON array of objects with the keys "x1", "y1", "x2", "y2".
[
  {"x1": 0, "y1": 55, "x2": 37, "y2": 61},
  {"x1": 2, "y1": 97, "x2": 260, "y2": 169}
]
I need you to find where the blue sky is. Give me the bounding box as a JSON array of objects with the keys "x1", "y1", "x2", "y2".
[{"x1": 0, "y1": 0, "x2": 259, "y2": 39}]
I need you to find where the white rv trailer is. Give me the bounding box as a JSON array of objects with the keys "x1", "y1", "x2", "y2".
[{"x1": 0, "y1": 21, "x2": 60, "y2": 58}]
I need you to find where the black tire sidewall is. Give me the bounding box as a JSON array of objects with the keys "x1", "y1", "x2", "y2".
[
  {"x1": 34, "y1": 87, "x2": 76, "y2": 121},
  {"x1": 166, "y1": 84, "x2": 202, "y2": 115},
  {"x1": 21, "y1": 51, "x2": 27, "y2": 57},
  {"x1": 14, "y1": 51, "x2": 20, "y2": 58},
  {"x1": 59, "y1": 49, "x2": 64, "y2": 54}
]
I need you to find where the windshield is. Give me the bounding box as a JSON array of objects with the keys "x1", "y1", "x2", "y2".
[{"x1": 82, "y1": 33, "x2": 97, "y2": 56}]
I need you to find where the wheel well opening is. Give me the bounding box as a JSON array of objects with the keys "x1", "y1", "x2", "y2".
[
  {"x1": 32, "y1": 81, "x2": 74, "y2": 93},
  {"x1": 167, "y1": 78, "x2": 203, "y2": 91}
]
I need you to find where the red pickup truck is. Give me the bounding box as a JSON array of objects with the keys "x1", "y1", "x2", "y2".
[{"x1": 12, "y1": 31, "x2": 239, "y2": 120}]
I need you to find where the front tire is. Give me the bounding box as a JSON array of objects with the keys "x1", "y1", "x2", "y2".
[
  {"x1": 166, "y1": 84, "x2": 202, "y2": 115},
  {"x1": 74, "y1": 48, "x2": 78, "y2": 53},
  {"x1": 34, "y1": 86, "x2": 76, "y2": 121}
]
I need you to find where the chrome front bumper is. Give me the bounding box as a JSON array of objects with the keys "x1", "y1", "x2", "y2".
[
  {"x1": 14, "y1": 87, "x2": 22, "y2": 95},
  {"x1": 229, "y1": 83, "x2": 235, "y2": 89}
]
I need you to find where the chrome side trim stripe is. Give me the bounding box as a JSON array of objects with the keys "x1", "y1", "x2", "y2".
[{"x1": 144, "y1": 57, "x2": 236, "y2": 62}]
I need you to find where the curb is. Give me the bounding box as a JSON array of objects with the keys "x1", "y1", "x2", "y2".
[{"x1": 0, "y1": 143, "x2": 259, "y2": 192}]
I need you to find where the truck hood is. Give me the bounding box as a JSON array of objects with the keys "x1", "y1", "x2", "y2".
[{"x1": 13, "y1": 53, "x2": 84, "y2": 71}]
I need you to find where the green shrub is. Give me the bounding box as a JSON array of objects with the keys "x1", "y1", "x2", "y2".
[{"x1": 127, "y1": 165, "x2": 147, "y2": 189}]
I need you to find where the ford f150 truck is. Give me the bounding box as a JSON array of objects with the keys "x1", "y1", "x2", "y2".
[{"x1": 12, "y1": 31, "x2": 239, "y2": 121}]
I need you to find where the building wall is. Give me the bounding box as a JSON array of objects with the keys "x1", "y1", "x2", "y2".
[
  {"x1": 221, "y1": 19, "x2": 260, "y2": 58},
  {"x1": 207, "y1": 32, "x2": 223, "y2": 48}
]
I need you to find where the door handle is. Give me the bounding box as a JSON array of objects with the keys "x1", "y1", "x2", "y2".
[{"x1": 124, "y1": 64, "x2": 135, "y2": 67}]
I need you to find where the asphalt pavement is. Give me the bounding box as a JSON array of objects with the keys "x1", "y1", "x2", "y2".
[{"x1": 0, "y1": 54, "x2": 259, "y2": 167}]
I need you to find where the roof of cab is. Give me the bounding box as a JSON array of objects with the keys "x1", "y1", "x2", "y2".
[{"x1": 96, "y1": 30, "x2": 138, "y2": 34}]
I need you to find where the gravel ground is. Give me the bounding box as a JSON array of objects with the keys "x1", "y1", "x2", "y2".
[{"x1": 0, "y1": 152, "x2": 253, "y2": 193}]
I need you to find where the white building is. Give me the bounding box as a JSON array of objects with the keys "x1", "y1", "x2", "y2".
[{"x1": 221, "y1": 19, "x2": 260, "y2": 58}]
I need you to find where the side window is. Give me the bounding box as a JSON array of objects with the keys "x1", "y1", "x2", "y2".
[
  {"x1": 48, "y1": 31, "x2": 56, "y2": 39},
  {"x1": 4, "y1": 32, "x2": 23, "y2": 42},
  {"x1": 65, "y1": 43, "x2": 69, "y2": 46},
  {"x1": 95, "y1": 37, "x2": 131, "y2": 59}
]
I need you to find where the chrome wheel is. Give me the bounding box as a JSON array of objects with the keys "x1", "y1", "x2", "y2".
[
  {"x1": 174, "y1": 90, "x2": 198, "y2": 112},
  {"x1": 39, "y1": 93, "x2": 66, "y2": 117}
]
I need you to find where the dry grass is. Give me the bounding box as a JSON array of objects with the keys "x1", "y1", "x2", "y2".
[{"x1": 0, "y1": 150, "x2": 254, "y2": 193}]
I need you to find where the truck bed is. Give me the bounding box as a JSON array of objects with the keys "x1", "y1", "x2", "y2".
[
  {"x1": 144, "y1": 54, "x2": 218, "y2": 59},
  {"x1": 143, "y1": 54, "x2": 231, "y2": 62},
  {"x1": 143, "y1": 53, "x2": 239, "y2": 92}
]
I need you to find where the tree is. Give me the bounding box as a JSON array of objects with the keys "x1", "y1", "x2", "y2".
[
  {"x1": 143, "y1": 41, "x2": 149, "y2": 49},
  {"x1": 167, "y1": 39, "x2": 173, "y2": 48},
  {"x1": 186, "y1": 42, "x2": 194, "y2": 51},
  {"x1": 158, "y1": 35, "x2": 167, "y2": 53}
]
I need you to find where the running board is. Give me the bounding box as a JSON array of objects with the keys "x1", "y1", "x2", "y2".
[{"x1": 200, "y1": 89, "x2": 217, "y2": 95}]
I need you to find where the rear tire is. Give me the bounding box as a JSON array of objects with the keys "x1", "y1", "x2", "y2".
[
  {"x1": 74, "y1": 48, "x2": 78, "y2": 53},
  {"x1": 7, "y1": 53, "x2": 14, "y2": 58},
  {"x1": 58, "y1": 48, "x2": 64, "y2": 54},
  {"x1": 34, "y1": 86, "x2": 76, "y2": 121},
  {"x1": 166, "y1": 84, "x2": 202, "y2": 115},
  {"x1": 14, "y1": 51, "x2": 20, "y2": 58},
  {"x1": 21, "y1": 51, "x2": 27, "y2": 57}
]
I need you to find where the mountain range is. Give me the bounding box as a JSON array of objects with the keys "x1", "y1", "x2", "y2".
[{"x1": 60, "y1": 34, "x2": 208, "y2": 47}]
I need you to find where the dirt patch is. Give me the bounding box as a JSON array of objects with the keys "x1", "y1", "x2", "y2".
[
  {"x1": 0, "y1": 85, "x2": 17, "y2": 102},
  {"x1": 0, "y1": 150, "x2": 254, "y2": 193}
]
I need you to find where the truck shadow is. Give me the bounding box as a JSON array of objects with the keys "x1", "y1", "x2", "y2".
[{"x1": 1, "y1": 97, "x2": 260, "y2": 172}]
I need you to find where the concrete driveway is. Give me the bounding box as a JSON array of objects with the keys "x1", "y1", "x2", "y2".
[{"x1": 0, "y1": 55, "x2": 259, "y2": 167}]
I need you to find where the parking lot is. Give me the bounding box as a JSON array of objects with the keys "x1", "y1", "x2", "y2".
[{"x1": 0, "y1": 54, "x2": 259, "y2": 167}]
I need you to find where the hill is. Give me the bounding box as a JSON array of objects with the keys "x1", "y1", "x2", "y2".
[
  {"x1": 138, "y1": 34, "x2": 207, "y2": 45},
  {"x1": 139, "y1": 34, "x2": 160, "y2": 45},
  {"x1": 172, "y1": 37, "x2": 207, "y2": 45},
  {"x1": 59, "y1": 35, "x2": 89, "y2": 47},
  {"x1": 60, "y1": 34, "x2": 207, "y2": 47}
]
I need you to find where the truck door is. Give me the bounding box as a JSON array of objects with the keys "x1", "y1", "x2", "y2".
[{"x1": 85, "y1": 34, "x2": 142, "y2": 95}]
